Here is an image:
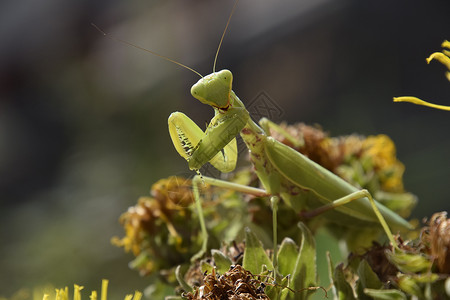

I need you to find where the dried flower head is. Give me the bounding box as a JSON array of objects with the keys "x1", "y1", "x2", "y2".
[
  {"x1": 184, "y1": 265, "x2": 269, "y2": 300},
  {"x1": 111, "y1": 176, "x2": 196, "y2": 275},
  {"x1": 112, "y1": 174, "x2": 251, "y2": 277},
  {"x1": 112, "y1": 176, "x2": 194, "y2": 256},
  {"x1": 421, "y1": 211, "x2": 450, "y2": 274}
]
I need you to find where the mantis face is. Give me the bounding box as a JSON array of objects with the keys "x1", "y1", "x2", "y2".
[{"x1": 191, "y1": 69, "x2": 233, "y2": 109}]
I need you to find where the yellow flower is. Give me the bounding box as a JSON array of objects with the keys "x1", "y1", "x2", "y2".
[
  {"x1": 42, "y1": 280, "x2": 141, "y2": 300},
  {"x1": 427, "y1": 40, "x2": 450, "y2": 81},
  {"x1": 394, "y1": 40, "x2": 450, "y2": 111},
  {"x1": 362, "y1": 135, "x2": 405, "y2": 192}
]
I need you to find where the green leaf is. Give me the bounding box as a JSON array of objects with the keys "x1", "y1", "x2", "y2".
[
  {"x1": 386, "y1": 249, "x2": 431, "y2": 273},
  {"x1": 243, "y1": 227, "x2": 273, "y2": 274},
  {"x1": 211, "y1": 249, "x2": 232, "y2": 274},
  {"x1": 326, "y1": 252, "x2": 338, "y2": 300},
  {"x1": 334, "y1": 264, "x2": 356, "y2": 300},
  {"x1": 281, "y1": 222, "x2": 317, "y2": 300},
  {"x1": 397, "y1": 275, "x2": 423, "y2": 298},
  {"x1": 364, "y1": 289, "x2": 407, "y2": 300},
  {"x1": 200, "y1": 260, "x2": 213, "y2": 274},
  {"x1": 267, "y1": 275, "x2": 291, "y2": 300},
  {"x1": 410, "y1": 273, "x2": 439, "y2": 283},
  {"x1": 277, "y1": 237, "x2": 298, "y2": 276},
  {"x1": 146, "y1": 274, "x2": 183, "y2": 300},
  {"x1": 175, "y1": 265, "x2": 192, "y2": 293},
  {"x1": 295, "y1": 223, "x2": 317, "y2": 294},
  {"x1": 357, "y1": 260, "x2": 382, "y2": 290}
]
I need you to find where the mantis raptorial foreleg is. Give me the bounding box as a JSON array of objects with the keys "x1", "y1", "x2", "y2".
[{"x1": 168, "y1": 111, "x2": 240, "y2": 173}]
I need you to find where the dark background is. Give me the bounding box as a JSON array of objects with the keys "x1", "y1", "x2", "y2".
[{"x1": 1, "y1": 0, "x2": 449, "y2": 297}]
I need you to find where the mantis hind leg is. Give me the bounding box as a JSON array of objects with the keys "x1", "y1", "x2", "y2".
[{"x1": 300, "y1": 189, "x2": 398, "y2": 249}]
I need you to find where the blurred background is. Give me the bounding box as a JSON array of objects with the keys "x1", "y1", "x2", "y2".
[{"x1": 1, "y1": 0, "x2": 449, "y2": 297}]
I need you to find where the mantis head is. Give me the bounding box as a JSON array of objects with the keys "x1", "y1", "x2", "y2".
[{"x1": 191, "y1": 69, "x2": 233, "y2": 109}]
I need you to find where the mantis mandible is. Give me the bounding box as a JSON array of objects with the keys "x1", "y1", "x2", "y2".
[{"x1": 165, "y1": 1, "x2": 412, "y2": 263}]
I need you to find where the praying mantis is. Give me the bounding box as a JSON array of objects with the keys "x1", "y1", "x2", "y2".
[
  {"x1": 94, "y1": 1, "x2": 413, "y2": 265},
  {"x1": 164, "y1": 1, "x2": 413, "y2": 263}
]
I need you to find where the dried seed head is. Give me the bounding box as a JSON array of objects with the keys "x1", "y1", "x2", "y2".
[
  {"x1": 421, "y1": 211, "x2": 450, "y2": 274},
  {"x1": 184, "y1": 265, "x2": 270, "y2": 300}
]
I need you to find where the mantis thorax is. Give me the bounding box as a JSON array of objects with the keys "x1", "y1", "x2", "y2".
[{"x1": 190, "y1": 69, "x2": 233, "y2": 109}]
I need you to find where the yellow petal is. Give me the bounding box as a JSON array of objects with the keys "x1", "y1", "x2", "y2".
[
  {"x1": 426, "y1": 52, "x2": 450, "y2": 71},
  {"x1": 74, "y1": 285, "x2": 84, "y2": 300},
  {"x1": 90, "y1": 291, "x2": 97, "y2": 300},
  {"x1": 131, "y1": 291, "x2": 143, "y2": 300},
  {"x1": 101, "y1": 280, "x2": 108, "y2": 300},
  {"x1": 393, "y1": 97, "x2": 450, "y2": 111}
]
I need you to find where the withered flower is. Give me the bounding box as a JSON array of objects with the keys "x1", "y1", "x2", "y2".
[
  {"x1": 184, "y1": 265, "x2": 269, "y2": 300},
  {"x1": 421, "y1": 211, "x2": 450, "y2": 274}
]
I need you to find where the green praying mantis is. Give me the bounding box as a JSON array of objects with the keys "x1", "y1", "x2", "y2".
[
  {"x1": 164, "y1": 1, "x2": 413, "y2": 263},
  {"x1": 169, "y1": 67, "x2": 412, "y2": 262},
  {"x1": 94, "y1": 1, "x2": 413, "y2": 265}
]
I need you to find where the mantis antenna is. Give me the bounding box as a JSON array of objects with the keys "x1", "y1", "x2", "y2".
[
  {"x1": 91, "y1": 23, "x2": 203, "y2": 78},
  {"x1": 212, "y1": 0, "x2": 239, "y2": 73}
]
